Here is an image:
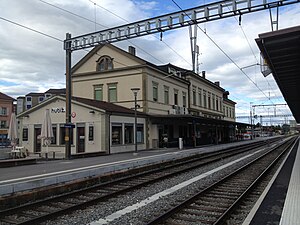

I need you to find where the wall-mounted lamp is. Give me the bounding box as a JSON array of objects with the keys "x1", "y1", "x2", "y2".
[
  {"x1": 24, "y1": 115, "x2": 29, "y2": 118},
  {"x1": 89, "y1": 110, "x2": 95, "y2": 114}
]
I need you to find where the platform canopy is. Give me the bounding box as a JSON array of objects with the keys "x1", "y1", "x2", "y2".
[{"x1": 256, "y1": 26, "x2": 300, "y2": 123}]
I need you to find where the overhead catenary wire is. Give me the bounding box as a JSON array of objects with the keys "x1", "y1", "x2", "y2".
[
  {"x1": 1, "y1": 1, "x2": 292, "y2": 122},
  {"x1": 0, "y1": 15, "x2": 145, "y2": 78},
  {"x1": 226, "y1": 2, "x2": 286, "y2": 115},
  {"x1": 0, "y1": 16, "x2": 63, "y2": 42},
  {"x1": 172, "y1": 0, "x2": 293, "y2": 122},
  {"x1": 171, "y1": 0, "x2": 285, "y2": 109},
  {"x1": 39, "y1": 0, "x2": 164, "y2": 65},
  {"x1": 87, "y1": 0, "x2": 192, "y2": 67}
]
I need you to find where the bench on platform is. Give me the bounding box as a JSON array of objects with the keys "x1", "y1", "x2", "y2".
[
  {"x1": 41, "y1": 150, "x2": 62, "y2": 160},
  {"x1": 10, "y1": 147, "x2": 27, "y2": 159}
]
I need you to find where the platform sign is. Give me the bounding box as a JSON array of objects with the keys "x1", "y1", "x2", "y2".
[{"x1": 64, "y1": 123, "x2": 75, "y2": 128}]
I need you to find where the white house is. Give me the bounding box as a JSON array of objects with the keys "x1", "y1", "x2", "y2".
[{"x1": 17, "y1": 95, "x2": 147, "y2": 158}]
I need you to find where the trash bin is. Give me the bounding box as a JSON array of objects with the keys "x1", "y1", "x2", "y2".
[
  {"x1": 179, "y1": 138, "x2": 183, "y2": 150},
  {"x1": 152, "y1": 139, "x2": 158, "y2": 149}
]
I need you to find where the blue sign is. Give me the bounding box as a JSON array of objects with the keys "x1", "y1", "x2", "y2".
[{"x1": 64, "y1": 123, "x2": 75, "y2": 128}]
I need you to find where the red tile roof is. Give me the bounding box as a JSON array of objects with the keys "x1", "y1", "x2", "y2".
[{"x1": 0, "y1": 92, "x2": 15, "y2": 101}]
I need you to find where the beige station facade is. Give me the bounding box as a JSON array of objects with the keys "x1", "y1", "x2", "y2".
[
  {"x1": 18, "y1": 96, "x2": 147, "y2": 158},
  {"x1": 18, "y1": 44, "x2": 239, "y2": 158}
]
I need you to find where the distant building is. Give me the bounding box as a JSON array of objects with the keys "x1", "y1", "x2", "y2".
[
  {"x1": 0, "y1": 92, "x2": 15, "y2": 146},
  {"x1": 17, "y1": 88, "x2": 66, "y2": 114}
]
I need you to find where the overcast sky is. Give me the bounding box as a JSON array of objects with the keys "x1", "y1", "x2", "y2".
[{"x1": 0, "y1": 0, "x2": 299, "y2": 124}]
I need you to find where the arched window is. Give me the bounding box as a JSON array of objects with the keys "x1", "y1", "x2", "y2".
[{"x1": 96, "y1": 56, "x2": 113, "y2": 71}]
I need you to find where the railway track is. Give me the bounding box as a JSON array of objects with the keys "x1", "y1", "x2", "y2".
[
  {"x1": 0, "y1": 138, "x2": 282, "y2": 225},
  {"x1": 146, "y1": 136, "x2": 298, "y2": 225}
]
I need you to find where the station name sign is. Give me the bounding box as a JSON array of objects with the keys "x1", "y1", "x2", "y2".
[{"x1": 51, "y1": 107, "x2": 65, "y2": 113}]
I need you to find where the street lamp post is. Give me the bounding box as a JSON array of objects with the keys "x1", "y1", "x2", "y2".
[{"x1": 131, "y1": 88, "x2": 140, "y2": 155}]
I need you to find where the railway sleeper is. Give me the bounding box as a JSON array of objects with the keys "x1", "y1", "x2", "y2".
[
  {"x1": 101, "y1": 186, "x2": 123, "y2": 192},
  {"x1": 182, "y1": 208, "x2": 223, "y2": 217},
  {"x1": 94, "y1": 189, "x2": 113, "y2": 194},
  {"x1": 76, "y1": 195, "x2": 96, "y2": 201},
  {"x1": 17, "y1": 212, "x2": 38, "y2": 218},
  {"x1": 165, "y1": 218, "x2": 199, "y2": 225},
  {"x1": 33, "y1": 205, "x2": 60, "y2": 213},
  {"x1": 0, "y1": 217, "x2": 21, "y2": 225},
  {"x1": 209, "y1": 190, "x2": 241, "y2": 197},
  {"x1": 199, "y1": 196, "x2": 235, "y2": 205},
  {"x1": 172, "y1": 213, "x2": 216, "y2": 223},
  {"x1": 2, "y1": 214, "x2": 29, "y2": 224},
  {"x1": 189, "y1": 203, "x2": 227, "y2": 213},
  {"x1": 215, "y1": 185, "x2": 247, "y2": 192},
  {"x1": 195, "y1": 199, "x2": 229, "y2": 208},
  {"x1": 22, "y1": 210, "x2": 46, "y2": 217},
  {"x1": 204, "y1": 193, "x2": 238, "y2": 200}
]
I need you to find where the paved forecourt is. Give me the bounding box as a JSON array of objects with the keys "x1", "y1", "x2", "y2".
[{"x1": 0, "y1": 139, "x2": 264, "y2": 196}]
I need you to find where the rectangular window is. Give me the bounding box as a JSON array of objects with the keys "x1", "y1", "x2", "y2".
[
  {"x1": 112, "y1": 123, "x2": 122, "y2": 145},
  {"x1": 51, "y1": 126, "x2": 57, "y2": 144},
  {"x1": 0, "y1": 107, "x2": 7, "y2": 115},
  {"x1": 0, "y1": 121, "x2": 6, "y2": 128},
  {"x1": 125, "y1": 123, "x2": 134, "y2": 144},
  {"x1": 208, "y1": 93, "x2": 211, "y2": 109},
  {"x1": 212, "y1": 94, "x2": 215, "y2": 110},
  {"x1": 216, "y1": 97, "x2": 219, "y2": 111},
  {"x1": 26, "y1": 104, "x2": 32, "y2": 109},
  {"x1": 203, "y1": 90, "x2": 207, "y2": 108},
  {"x1": 60, "y1": 125, "x2": 74, "y2": 145},
  {"x1": 182, "y1": 92, "x2": 187, "y2": 107},
  {"x1": 108, "y1": 83, "x2": 117, "y2": 102},
  {"x1": 22, "y1": 128, "x2": 28, "y2": 141},
  {"x1": 94, "y1": 85, "x2": 103, "y2": 101},
  {"x1": 89, "y1": 126, "x2": 94, "y2": 141},
  {"x1": 192, "y1": 87, "x2": 196, "y2": 105},
  {"x1": 26, "y1": 96, "x2": 32, "y2": 102},
  {"x1": 153, "y1": 82, "x2": 158, "y2": 102},
  {"x1": 164, "y1": 86, "x2": 169, "y2": 104},
  {"x1": 38, "y1": 96, "x2": 44, "y2": 103},
  {"x1": 198, "y1": 89, "x2": 202, "y2": 107},
  {"x1": 174, "y1": 89, "x2": 178, "y2": 105},
  {"x1": 137, "y1": 124, "x2": 144, "y2": 143}
]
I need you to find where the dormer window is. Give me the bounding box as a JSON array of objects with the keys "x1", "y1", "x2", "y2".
[{"x1": 97, "y1": 56, "x2": 113, "y2": 71}]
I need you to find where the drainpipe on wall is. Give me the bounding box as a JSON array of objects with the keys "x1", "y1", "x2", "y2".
[{"x1": 108, "y1": 113, "x2": 111, "y2": 155}]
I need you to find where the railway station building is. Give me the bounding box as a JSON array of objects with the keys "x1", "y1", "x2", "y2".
[
  {"x1": 71, "y1": 44, "x2": 239, "y2": 148},
  {"x1": 17, "y1": 44, "x2": 245, "y2": 157},
  {"x1": 17, "y1": 95, "x2": 147, "y2": 157}
]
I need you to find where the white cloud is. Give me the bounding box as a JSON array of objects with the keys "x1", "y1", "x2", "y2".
[{"x1": 0, "y1": 0, "x2": 299, "y2": 123}]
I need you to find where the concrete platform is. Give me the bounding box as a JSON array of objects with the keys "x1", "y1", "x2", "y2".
[
  {"x1": 0, "y1": 158, "x2": 37, "y2": 168},
  {"x1": 0, "y1": 139, "x2": 264, "y2": 196}
]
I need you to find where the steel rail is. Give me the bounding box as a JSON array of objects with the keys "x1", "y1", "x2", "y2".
[
  {"x1": 213, "y1": 136, "x2": 299, "y2": 224},
  {"x1": 0, "y1": 138, "x2": 281, "y2": 224},
  {"x1": 146, "y1": 136, "x2": 297, "y2": 225}
]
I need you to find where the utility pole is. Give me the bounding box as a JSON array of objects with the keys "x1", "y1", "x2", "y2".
[
  {"x1": 65, "y1": 33, "x2": 72, "y2": 159},
  {"x1": 189, "y1": 24, "x2": 197, "y2": 73},
  {"x1": 250, "y1": 102, "x2": 253, "y2": 140}
]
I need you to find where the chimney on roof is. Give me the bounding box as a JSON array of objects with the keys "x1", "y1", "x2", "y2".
[
  {"x1": 128, "y1": 46, "x2": 136, "y2": 56},
  {"x1": 202, "y1": 71, "x2": 206, "y2": 79},
  {"x1": 215, "y1": 81, "x2": 220, "y2": 86}
]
